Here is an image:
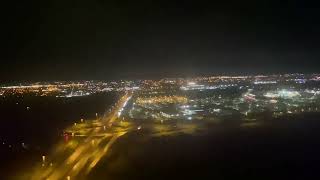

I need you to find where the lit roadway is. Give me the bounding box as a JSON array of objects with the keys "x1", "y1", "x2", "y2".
[
  {"x1": 22, "y1": 91, "x2": 201, "y2": 180},
  {"x1": 28, "y1": 92, "x2": 133, "y2": 180}
]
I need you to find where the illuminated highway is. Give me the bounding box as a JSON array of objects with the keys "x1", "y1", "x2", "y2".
[
  {"x1": 19, "y1": 91, "x2": 203, "y2": 180},
  {"x1": 27, "y1": 92, "x2": 133, "y2": 180}
]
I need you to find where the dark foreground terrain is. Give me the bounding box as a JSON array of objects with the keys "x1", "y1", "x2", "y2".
[{"x1": 89, "y1": 114, "x2": 320, "y2": 180}]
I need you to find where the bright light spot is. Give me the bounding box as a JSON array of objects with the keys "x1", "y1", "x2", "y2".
[
  {"x1": 270, "y1": 99, "x2": 277, "y2": 103},
  {"x1": 279, "y1": 89, "x2": 300, "y2": 98}
]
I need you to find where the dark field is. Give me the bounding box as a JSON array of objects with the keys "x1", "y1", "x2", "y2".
[{"x1": 89, "y1": 114, "x2": 320, "y2": 180}]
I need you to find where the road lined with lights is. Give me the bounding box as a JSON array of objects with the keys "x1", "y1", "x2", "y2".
[
  {"x1": 23, "y1": 91, "x2": 206, "y2": 180},
  {"x1": 29, "y1": 92, "x2": 133, "y2": 180}
]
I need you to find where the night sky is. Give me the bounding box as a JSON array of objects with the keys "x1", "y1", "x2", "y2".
[{"x1": 2, "y1": 0, "x2": 320, "y2": 82}]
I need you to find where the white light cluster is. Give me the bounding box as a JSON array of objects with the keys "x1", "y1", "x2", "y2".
[
  {"x1": 264, "y1": 89, "x2": 301, "y2": 99},
  {"x1": 279, "y1": 90, "x2": 300, "y2": 98},
  {"x1": 181, "y1": 84, "x2": 237, "y2": 91},
  {"x1": 253, "y1": 81, "x2": 277, "y2": 85}
]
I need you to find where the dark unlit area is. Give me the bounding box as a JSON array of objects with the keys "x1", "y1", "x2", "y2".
[{"x1": 89, "y1": 114, "x2": 320, "y2": 179}]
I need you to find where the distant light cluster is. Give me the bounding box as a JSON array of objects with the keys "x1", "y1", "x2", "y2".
[
  {"x1": 0, "y1": 81, "x2": 138, "y2": 97},
  {"x1": 253, "y1": 81, "x2": 277, "y2": 85},
  {"x1": 1, "y1": 73, "x2": 320, "y2": 101},
  {"x1": 118, "y1": 73, "x2": 320, "y2": 122},
  {"x1": 136, "y1": 96, "x2": 188, "y2": 105},
  {"x1": 181, "y1": 82, "x2": 237, "y2": 91}
]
